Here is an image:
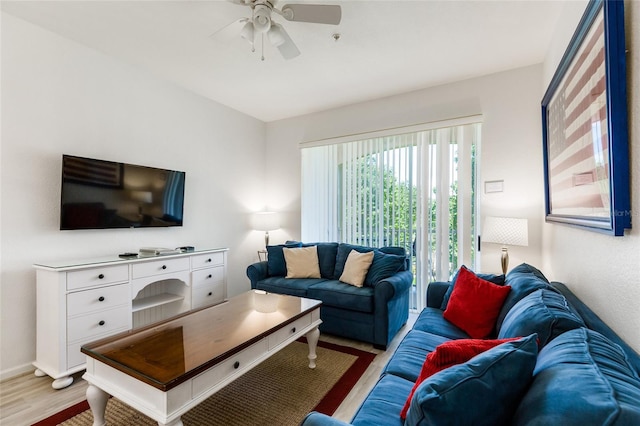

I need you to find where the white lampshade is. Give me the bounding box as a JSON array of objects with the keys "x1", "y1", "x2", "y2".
[
  {"x1": 252, "y1": 211, "x2": 280, "y2": 232},
  {"x1": 483, "y1": 217, "x2": 528, "y2": 247}
]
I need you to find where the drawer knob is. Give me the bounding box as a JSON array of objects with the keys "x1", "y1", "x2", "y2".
[
  {"x1": 207, "y1": 274, "x2": 212, "y2": 279},
  {"x1": 206, "y1": 258, "x2": 212, "y2": 263},
  {"x1": 162, "y1": 265, "x2": 167, "y2": 270},
  {"x1": 98, "y1": 296, "x2": 105, "y2": 302},
  {"x1": 233, "y1": 361, "x2": 240, "y2": 369},
  {"x1": 98, "y1": 320, "x2": 106, "y2": 326},
  {"x1": 208, "y1": 292, "x2": 213, "y2": 296},
  {"x1": 98, "y1": 274, "x2": 105, "y2": 279},
  {"x1": 291, "y1": 327, "x2": 296, "y2": 333}
]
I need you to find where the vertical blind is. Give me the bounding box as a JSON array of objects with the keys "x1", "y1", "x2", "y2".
[{"x1": 301, "y1": 120, "x2": 480, "y2": 311}]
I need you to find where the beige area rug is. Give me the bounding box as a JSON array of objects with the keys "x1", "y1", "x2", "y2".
[{"x1": 35, "y1": 340, "x2": 376, "y2": 426}]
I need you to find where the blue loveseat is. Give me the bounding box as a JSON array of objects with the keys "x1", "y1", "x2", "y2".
[
  {"x1": 246, "y1": 242, "x2": 413, "y2": 349},
  {"x1": 301, "y1": 263, "x2": 640, "y2": 425}
]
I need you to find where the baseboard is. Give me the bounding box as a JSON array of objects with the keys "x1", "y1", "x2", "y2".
[{"x1": 0, "y1": 362, "x2": 34, "y2": 382}]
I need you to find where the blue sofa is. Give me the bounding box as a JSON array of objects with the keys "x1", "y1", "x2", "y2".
[
  {"x1": 301, "y1": 263, "x2": 640, "y2": 426},
  {"x1": 246, "y1": 242, "x2": 413, "y2": 349}
]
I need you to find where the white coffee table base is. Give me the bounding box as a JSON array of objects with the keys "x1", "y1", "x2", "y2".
[{"x1": 84, "y1": 316, "x2": 321, "y2": 426}]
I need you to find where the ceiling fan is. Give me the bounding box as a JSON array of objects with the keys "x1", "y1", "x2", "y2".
[{"x1": 222, "y1": 0, "x2": 342, "y2": 60}]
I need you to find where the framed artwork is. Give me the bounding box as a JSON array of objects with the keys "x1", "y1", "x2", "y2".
[{"x1": 542, "y1": 0, "x2": 630, "y2": 236}]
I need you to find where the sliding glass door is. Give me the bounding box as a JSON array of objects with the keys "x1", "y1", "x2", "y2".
[{"x1": 301, "y1": 121, "x2": 480, "y2": 310}]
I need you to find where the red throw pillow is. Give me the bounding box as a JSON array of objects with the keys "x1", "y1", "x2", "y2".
[
  {"x1": 400, "y1": 337, "x2": 520, "y2": 419},
  {"x1": 443, "y1": 267, "x2": 511, "y2": 339}
]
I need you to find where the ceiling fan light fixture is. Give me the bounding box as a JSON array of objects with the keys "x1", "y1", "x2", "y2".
[
  {"x1": 253, "y1": 4, "x2": 272, "y2": 33},
  {"x1": 240, "y1": 20, "x2": 255, "y2": 45},
  {"x1": 268, "y1": 23, "x2": 286, "y2": 47}
]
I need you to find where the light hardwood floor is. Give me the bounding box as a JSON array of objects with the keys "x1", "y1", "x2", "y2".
[{"x1": 0, "y1": 314, "x2": 416, "y2": 425}]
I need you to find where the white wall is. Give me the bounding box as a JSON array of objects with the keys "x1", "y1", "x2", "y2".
[
  {"x1": 541, "y1": 0, "x2": 640, "y2": 353},
  {"x1": 265, "y1": 64, "x2": 545, "y2": 275},
  {"x1": 0, "y1": 13, "x2": 266, "y2": 379}
]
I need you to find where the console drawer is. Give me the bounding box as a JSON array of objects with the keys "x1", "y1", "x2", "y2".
[
  {"x1": 192, "y1": 267, "x2": 224, "y2": 288},
  {"x1": 268, "y1": 314, "x2": 312, "y2": 350},
  {"x1": 67, "y1": 305, "x2": 130, "y2": 343},
  {"x1": 191, "y1": 252, "x2": 225, "y2": 270},
  {"x1": 132, "y1": 258, "x2": 190, "y2": 279},
  {"x1": 67, "y1": 265, "x2": 129, "y2": 291},
  {"x1": 192, "y1": 281, "x2": 225, "y2": 309},
  {"x1": 67, "y1": 283, "x2": 129, "y2": 317},
  {"x1": 192, "y1": 338, "x2": 268, "y2": 397}
]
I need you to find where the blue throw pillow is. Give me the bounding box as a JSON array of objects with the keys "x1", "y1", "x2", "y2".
[
  {"x1": 498, "y1": 289, "x2": 585, "y2": 348},
  {"x1": 405, "y1": 334, "x2": 538, "y2": 426},
  {"x1": 440, "y1": 265, "x2": 505, "y2": 310},
  {"x1": 495, "y1": 263, "x2": 551, "y2": 331},
  {"x1": 301, "y1": 242, "x2": 339, "y2": 279},
  {"x1": 364, "y1": 251, "x2": 406, "y2": 286},
  {"x1": 513, "y1": 328, "x2": 640, "y2": 425},
  {"x1": 266, "y1": 242, "x2": 302, "y2": 277}
]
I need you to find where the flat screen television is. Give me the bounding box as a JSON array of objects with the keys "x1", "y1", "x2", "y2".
[{"x1": 60, "y1": 155, "x2": 185, "y2": 230}]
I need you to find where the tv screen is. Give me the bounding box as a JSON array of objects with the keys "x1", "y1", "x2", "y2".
[{"x1": 60, "y1": 155, "x2": 185, "y2": 230}]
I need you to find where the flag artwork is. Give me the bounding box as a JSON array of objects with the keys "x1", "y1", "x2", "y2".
[{"x1": 545, "y1": 9, "x2": 609, "y2": 219}]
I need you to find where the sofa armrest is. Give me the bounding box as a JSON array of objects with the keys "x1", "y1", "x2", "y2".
[
  {"x1": 374, "y1": 269, "x2": 413, "y2": 300},
  {"x1": 246, "y1": 261, "x2": 268, "y2": 289},
  {"x1": 426, "y1": 281, "x2": 451, "y2": 308},
  {"x1": 300, "y1": 412, "x2": 352, "y2": 426}
]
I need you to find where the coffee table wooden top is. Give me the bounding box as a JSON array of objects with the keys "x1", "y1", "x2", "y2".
[{"x1": 81, "y1": 291, "x2": 322, "y2": 391}]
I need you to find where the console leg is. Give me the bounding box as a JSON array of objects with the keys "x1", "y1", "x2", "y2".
[
  {"x1": 159, "y1": 418, "x2": 184, "y2": 426},
  {"x1": 86, "y1": 384, "x2": 109, "y2": 426},
  {"x1": 306, "y1": 326, "x2": 320, "y2": 369},
  {"x1": 52, "y1": 376, "x2": 74, "y2": 389},
  {"x1": 34, "y1": 368, "x2": 47, "y2": 377}
]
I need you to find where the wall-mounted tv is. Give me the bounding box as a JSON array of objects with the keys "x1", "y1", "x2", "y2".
[{"x1": 60, "y1": 155, "x2": 185, "y2": 230}]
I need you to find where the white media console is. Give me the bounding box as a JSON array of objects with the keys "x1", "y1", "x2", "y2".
[{"x1": 33, "y1": 248, "x2": 228, "y2": 389}]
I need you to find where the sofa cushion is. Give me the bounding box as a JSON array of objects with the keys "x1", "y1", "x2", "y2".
[
  {"x1": 365, "y1": 251, "x2": 406, "y2": 287},
  {"x1": 495, "y1": 263, "x2": 551, "y2": 331},
  {"x1": 513, "y1": 328, "x2": 640, "y2": 426},
  {"x1": 400, "y1": 336, "x2": 521, "y2": 419},
  {"x1": 405, "y1": 334, "x2": 538, "y2": 426},
  {"x1": 351, "y1": 373, "x2": 412, "y2": 426},
  {"x1": 266, "y1": 242, "x2": 302, "y2": 277},
  {"x1": 333, "y1": 243, "x2": 376, "y2": 279},
  {"x1": 339, "y1": 250, "x2": 375, "y2": 287},
  {"x1": 382, "y1": 329, "x2": 450, "y2": 382},
  {"x1": 283, "y1": 246, "x2": 321, "y2": 278},
  {"x1": 254, "y1": 277, "x2": 323, "y2": 298},
  {"x1": 307, "y1": 280, "x2": 375, "y2": 313},
  {"x1": 412, "y1": 307, "x2": 470, "y2": 340},
  {"x1": 302, "y1": 242, "x2": 339, "y2": 279},
  {"x1": 443, "y1": 266, "x2": 511, "y2": 338},
  {"x1": 440, "y1": 266, "x2": 505, "y2": 310},
  {"x1": 498, "y1": 288, "x2": 585, "y2": 348}
]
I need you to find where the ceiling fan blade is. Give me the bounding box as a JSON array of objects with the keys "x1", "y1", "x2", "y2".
[
  {"x1": 280, "y1": 4, "x2": 341, "y2": 25},
  {"x1": 271, "y1": 24, "x2": 300, "y2": 59}
]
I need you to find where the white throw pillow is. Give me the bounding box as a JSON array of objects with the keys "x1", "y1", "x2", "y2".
[
  {"x1": 283, "y1": 246, "x2": 321, "y2": 279},
  {"x1": 339, "y1": 250, "x2": 374, "y2": 287}
]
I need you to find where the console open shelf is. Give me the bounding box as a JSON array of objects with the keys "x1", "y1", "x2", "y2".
[{"x1": 132, "y1": 293, "x2": 185, "y2": 313}]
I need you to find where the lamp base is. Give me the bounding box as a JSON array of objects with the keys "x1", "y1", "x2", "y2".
[
  {"x1": 500, "y1": 247, "x2": 509, "y2": 275},
  {"x1": 264, "y1": 231, "x2": 270, "y2": 249}
]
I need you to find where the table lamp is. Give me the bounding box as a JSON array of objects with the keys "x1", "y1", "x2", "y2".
[
  {"x1": 252, "y1": 211, "x2": 280, "y2": 248},
  {"x1": 482, "y1": 216, "x2": 528, "y2": 274}
]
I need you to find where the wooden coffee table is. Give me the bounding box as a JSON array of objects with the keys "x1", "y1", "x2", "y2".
[{"x1": 81, "y1": 290, "x2": 322, "y2": 426}]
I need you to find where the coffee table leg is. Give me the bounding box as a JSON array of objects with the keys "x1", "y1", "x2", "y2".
[
  {"x1": 86, "y1": 384, "x2": 109, "y2": 426},
  {"x1": 306, "y1": 326, "x2": 320, "y2": 369}
]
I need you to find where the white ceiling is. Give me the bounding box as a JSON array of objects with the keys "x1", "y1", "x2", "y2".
[{"x1": 1, "y1": 0, "x2": 566, "y2": 122}]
